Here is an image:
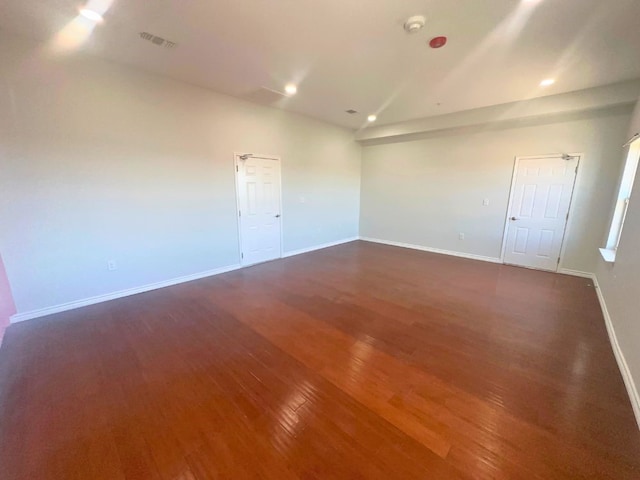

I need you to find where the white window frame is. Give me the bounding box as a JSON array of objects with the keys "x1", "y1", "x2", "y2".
[{"x1": 600, "y1": 137, "x2": 640, "y2": 263}]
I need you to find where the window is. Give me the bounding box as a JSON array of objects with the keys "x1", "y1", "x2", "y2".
[{"x1": 600, "y1": 137, "x2": 640, "y2": 262}]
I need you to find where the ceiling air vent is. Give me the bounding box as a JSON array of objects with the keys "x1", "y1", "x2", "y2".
[
  {"x1": 345, "y1": 109, "x2": 358, "y2": 114},
  {"x1": 139, "y1": 32, "x2": 177, "y2": 49}
]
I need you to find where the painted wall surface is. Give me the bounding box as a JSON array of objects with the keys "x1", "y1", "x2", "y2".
[
  {"x1": 0, "y1": 34, "x2": 361, "y2": 315},
  {"x1": 360, "y1": 110, "x2": 631, "y2": 273},
  {"x1": 0, "y1": 255, "x2": 16, "y2": 340},
  {"x1": 595, "y1": 98, "x2": 640, "y2": 417}
]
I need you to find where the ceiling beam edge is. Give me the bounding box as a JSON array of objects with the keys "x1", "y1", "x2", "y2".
[
  {"x1": 357, "y1": 102, "x2": 636, "y2": 147},
  {"x1": 356, "y1": 79, "x2": 640, "y2": 145}
]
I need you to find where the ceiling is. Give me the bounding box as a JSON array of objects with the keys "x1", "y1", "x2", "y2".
[{"x1": 2, "y1": 0, "x2": 640, "y2": 130}]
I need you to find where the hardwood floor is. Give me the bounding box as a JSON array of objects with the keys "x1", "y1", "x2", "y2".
[{"x1": 1, "y1": 240, "x2": 639, "y2": 479}]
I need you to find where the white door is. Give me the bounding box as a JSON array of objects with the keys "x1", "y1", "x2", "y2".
[
  {"x1": 503, "y1": 155, "x2": 579, "y2": 271},
  {"x1": 236, "y1": 154, "x2": 282, "y2": 266}
]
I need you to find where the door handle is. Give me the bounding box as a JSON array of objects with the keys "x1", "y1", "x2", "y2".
[
  {"x1": 510, "y1": 217, "x2": 518, "y2": 221},
  {"x1": 275, "y1": 214, "x2": 281, "y2": 218}
]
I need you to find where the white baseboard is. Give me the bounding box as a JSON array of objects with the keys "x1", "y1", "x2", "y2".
[
  {"x1": 557, "y1": 268, "x2": 595, "y2": 279},
  {"x1": 282, "y1": 236, "x2": 359, "y2": 258},
  {"x1": 10, "y1": 263, "x2": 242, "y2": 324},
  {"x1": 9, "y1": 237, "x2": 361, "y2": 324},
  {"x1": 592, "y1": 274, "x2": 640, "y2": 430},
  {"x1": 359, "y1": 237, "x2": 502, "y2": 264}
]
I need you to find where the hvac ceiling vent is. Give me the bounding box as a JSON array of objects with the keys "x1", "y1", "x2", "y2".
[
  {"x1": 139, "y1": 32, "x2": 177, "y2": 49},
  {"x1": 345, "y1": 109, "x2": 358, "y2": 114}
]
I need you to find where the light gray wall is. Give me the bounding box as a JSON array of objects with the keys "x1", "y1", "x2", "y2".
[
  {"x1": 595, "y1": 98, "x2": 640, "y2": 418},
  {"x1": 0, "y1": 34, "x2": 361, "y2": 314},
  {"x1": 360, "y1": 109, "x2": 632, "y2": 272}
]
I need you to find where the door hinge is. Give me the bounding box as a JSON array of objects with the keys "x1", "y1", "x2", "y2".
[
  {"x1": 566, "y1": 212, "x2": 569, "y2": 221},
  {"x1": 241, "y1": 253, "x2": 244, "y2": 259},
  {"x1": 575, "y1": 165, "x2": 578, "y2": 174},
  {"x1": 236, "y1": 165, "x2": 239, "y2": 172},
  {"x1": 557, "y1": 257, "x2": 561, "y2": 264},
  {"x1": 238, "y1": 210, "x2": 241, "y2": 217}
]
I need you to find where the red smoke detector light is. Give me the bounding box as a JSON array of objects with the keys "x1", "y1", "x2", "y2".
[{"x1": 429, "y1": 36, "x2": 447, "y2": 49}]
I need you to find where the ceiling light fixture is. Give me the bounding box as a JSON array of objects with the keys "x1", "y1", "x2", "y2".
[
  {"x1": 284, "y1": 84, "x2": 298, "y2": 95},
  {"x1": 79, "y1": 8, "x2": 104, "y2": 22},
  {"x1": 540, "y1": 78, "x2": 555, "y2": 87},
  {"x1": 404, "y1": 15, "x2": 426, "y2": 34},
  {"x1": 367, "y1": 114, "x2": 377, "y2": 122}
]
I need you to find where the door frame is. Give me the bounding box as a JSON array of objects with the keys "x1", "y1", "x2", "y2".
[
  {"x1": 233, "y1": 152, "x2": 284, "y2": 267},
  {"x1": 499, "y1": 153, "x2": 582, "y2": 272}
]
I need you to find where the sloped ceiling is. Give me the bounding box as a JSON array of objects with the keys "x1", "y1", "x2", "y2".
[{"x1": 1, "y1": 0, "x2": 639, "y2": 129}]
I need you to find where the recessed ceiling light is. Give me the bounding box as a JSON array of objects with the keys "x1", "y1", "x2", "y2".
[
  {"x1": 404, "y1": 15, "x2": 426, "y2": 34},
  {"x1": 79, "y1": 8, "x2": 103, "y2": 22},
  {"x1": 367, "y1": 114, "x2": 377, "y2": 122},
  {"x1": 540, "y1": 78, "x2": 555, "y2": 87},
  {"x1": 284, "y1": 84, "x2": 298, "y2": 95}
]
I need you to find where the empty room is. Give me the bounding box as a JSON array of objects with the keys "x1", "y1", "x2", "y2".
[{"x1": 2, "y1": 0, "x2": 640, "y2": 478}]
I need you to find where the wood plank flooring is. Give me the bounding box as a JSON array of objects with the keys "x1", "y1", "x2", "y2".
[{"x1": 1, "y1": 240, "x2": 639, "y2": 479}]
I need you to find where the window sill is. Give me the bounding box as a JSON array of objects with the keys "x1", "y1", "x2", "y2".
[{"x1": 599, "y1": 248, "x2": 616, "y2": 263}]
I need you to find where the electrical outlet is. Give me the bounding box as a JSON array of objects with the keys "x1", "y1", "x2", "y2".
[
  {"x1": 107, "y1": 260, "x2": 117, "y2": 271},
  {"x1": 459, "y1": 233, "x2": 465, "y2": 240},
  {"x1": 483, "y1": 198, "x2": 490, "y2": 206}
]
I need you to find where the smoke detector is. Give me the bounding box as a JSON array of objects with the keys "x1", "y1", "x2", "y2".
[{"x1": 404, "y1": 15, "x2": 426, "y2": 34}]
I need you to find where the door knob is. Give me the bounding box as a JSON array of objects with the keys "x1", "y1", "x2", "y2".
[
  {"x1": 275, "y1": 214, "x2": 281, "y2": 218},
  {"x1": 510, "y1": 217, "x2": 518, "y2": 221}
]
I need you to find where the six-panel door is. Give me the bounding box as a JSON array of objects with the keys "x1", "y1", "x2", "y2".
[
  {"x1": 237, "y1": 156, "x2": 282, "y2": 266},
  {"x1": 503, "y1": 156, "x2": 579, "y2": 271}
]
